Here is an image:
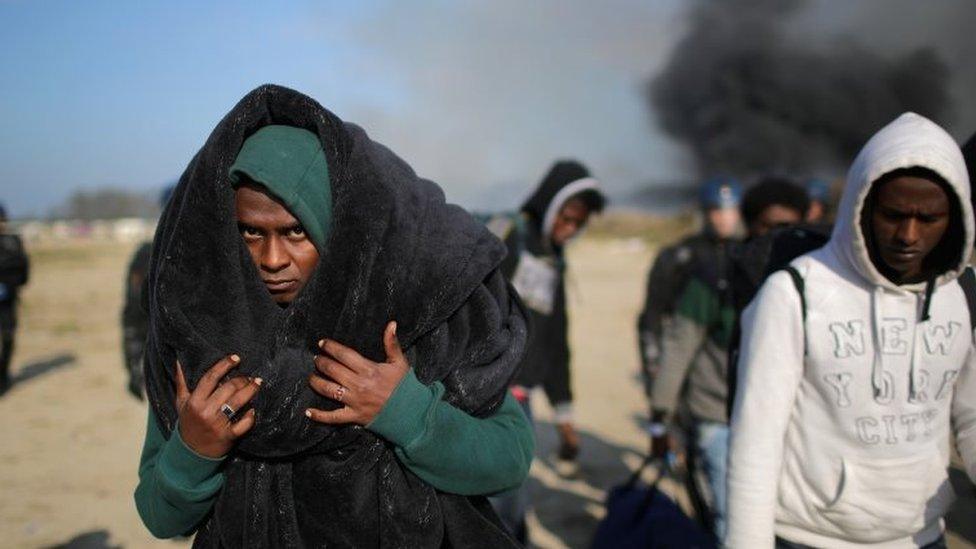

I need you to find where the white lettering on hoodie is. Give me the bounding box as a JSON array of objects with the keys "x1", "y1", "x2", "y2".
[{"x1": 727, "y1": 113, "x2": 976, "y2": 549}]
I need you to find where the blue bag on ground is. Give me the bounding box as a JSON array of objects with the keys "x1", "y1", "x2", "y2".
[{"x1": 591, "y1": 456, "x2": 716, "y2": 549}]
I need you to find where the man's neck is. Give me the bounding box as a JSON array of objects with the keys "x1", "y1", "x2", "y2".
[{"x1": 881, "y1": 264, "x2": 928, "y2": 286}]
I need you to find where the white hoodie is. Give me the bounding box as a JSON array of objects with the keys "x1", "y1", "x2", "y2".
[{"x1": 726, "y1": 113, "x2": 976, "y2": 549}]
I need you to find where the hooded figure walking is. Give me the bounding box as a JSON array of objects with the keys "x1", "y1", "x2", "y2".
[
  {"x1": 133, "y1": 85, "x2": 535, "y2": 548},
  {"x1": 727, "y1": 113, "x2": 976, "y2": 548},
  {"x1": 485, "y1": 160, "x2": 606, "y2": 542}
]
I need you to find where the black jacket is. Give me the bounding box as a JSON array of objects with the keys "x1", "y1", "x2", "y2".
[
  {"x1": 500, "y1": 215, "x2": 571, "y2": 404},
  {"x1": 0, "y1": 232, "x2": 28, "y2": 307},
  {"x1": 500, "y1": 160, "x2": 604, "y2": 406},
  {"x1": 638, "y1": 233, "x2": 728, "y2": 342}
]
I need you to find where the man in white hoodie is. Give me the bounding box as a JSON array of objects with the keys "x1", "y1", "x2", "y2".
[{"x1": 727, "y1": 112, "x2": 976, "y2": 549}]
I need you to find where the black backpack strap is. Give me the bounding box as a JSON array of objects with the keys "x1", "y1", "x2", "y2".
[
  {"x1": 782, "y1": 265, "x2": 808, "y2": 356},
  {"x1": 958, "y1": 267, "x2": 976, "y2": 334},
  {"x1": 782, "y1": 266, "x2": 806, "y2": 322}
]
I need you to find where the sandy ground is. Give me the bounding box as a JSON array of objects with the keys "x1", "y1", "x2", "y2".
[{"x1": 0, "y1": 237, "x2": 974, "y2": 548}]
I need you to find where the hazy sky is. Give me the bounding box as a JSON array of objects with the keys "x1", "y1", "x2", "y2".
[
  {"x1": 1, "y1": 1, "x2": 973, "y2": 217},
  {"x1": 0, "y1": 0, "x2": 690, "y2": 217}
]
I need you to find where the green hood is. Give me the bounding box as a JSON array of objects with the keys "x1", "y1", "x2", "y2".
[{"x1": 228, "y1": 124, "x2": 332, "y2": 250}]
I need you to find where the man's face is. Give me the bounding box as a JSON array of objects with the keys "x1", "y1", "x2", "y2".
[
  {"x1": 869, "y1": 175, "x2": 951, "y2": 283},
  {"x1": 706, "y1": 207, "x2": 740, "y2": 240},
  {"x1": 550, "y1": 197, "x2": 592, "y2": 247},
  {"x1": 749, "y1": 204, "x2": 803, "y2": 238},
  {"x1": 235, "y1": 185, "x2": 320, "y2": 305}
]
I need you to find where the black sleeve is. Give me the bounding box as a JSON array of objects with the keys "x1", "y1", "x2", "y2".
[
  {"x1": 541, "y1": 280, "x2": 572, "y2": 407},
  {"x1": 638, "y1": 246, "x2": 682, "y2": 335},
  {"x1": 637, "y1": 245, "x2": 681, "y2": 366}
]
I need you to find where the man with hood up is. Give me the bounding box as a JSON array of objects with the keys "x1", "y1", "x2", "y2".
[
  {"x1": 487, "y1": 160, "x2": 606, "y2": 541},
  {"x1": 133, "y1": 85, "x2": 534, "y2": 548},
  {"x1": 727, "y1": 113, "x2": 976, "y2": 548}
]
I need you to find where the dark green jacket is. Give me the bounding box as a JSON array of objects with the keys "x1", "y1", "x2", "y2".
[{"x1": 135, "y1": 370, "x2": 533, "y2": 539}]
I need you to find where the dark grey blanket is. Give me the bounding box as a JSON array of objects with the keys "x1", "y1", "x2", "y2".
[{"x1": 144, "y1": 84, "x2": 527, "y2": 548}]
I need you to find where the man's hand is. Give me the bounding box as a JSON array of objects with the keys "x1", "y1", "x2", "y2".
[
  {"x1": 306, "y1": 321, "x2": 409, "y2": 426},
  {"x1": 175, "y1": 355, "x2": 261, "y2": 458}
]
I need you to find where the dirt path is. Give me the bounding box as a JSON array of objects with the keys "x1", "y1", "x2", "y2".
[
  {"x1": 0, "y1": 241, "x2": 186, "y2": 548},
  {"x1": 0, "y1": 238, "x2": 972, "y2": 548}
]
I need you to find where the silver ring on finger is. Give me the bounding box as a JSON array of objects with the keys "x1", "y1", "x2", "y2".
[
  {"x1": 220, "y1": 403, "x2": 236, "y2": 420},
  {"x1": 334, "y1": 385, "x2": 346, "y2": 403}
]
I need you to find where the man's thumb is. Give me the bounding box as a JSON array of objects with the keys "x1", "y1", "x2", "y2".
[{"x1": 383, "y1": 321, "x2": 404, "y2": 363}]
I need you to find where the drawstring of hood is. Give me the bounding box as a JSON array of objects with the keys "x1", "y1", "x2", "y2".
[
  {"x1": 910, "y1": 278, "x2": 937, "y2": 400},
  {"x1": 920, "y1": 278, "x2": 936, "y2": 322},
  {"x1": 869, "y1": 278, "x2": 937, "y2": 401},
  {"x1": 869, "y1": 287, "x2": 885, "y2": 399}
]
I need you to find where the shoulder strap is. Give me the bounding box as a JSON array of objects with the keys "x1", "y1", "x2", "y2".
[
  {"x1": 958, "y1": 267, "x2": 976, "y2": 333},
  {"x1": 782, "y1": 265, "x2": 806, "y2": 322},
  {"x1": 782, "y1": 265, "x2": 808, "y2": 356}
]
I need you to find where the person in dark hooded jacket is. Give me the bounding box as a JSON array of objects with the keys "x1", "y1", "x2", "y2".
[
  {"x1": 0, "y1": 203, "x2": 28, "y2": 395},
  {"x1": 487, "y1": 160, "x2": 606, "y2": 541},
  {"x1": 133, "y1": 85, "x2": 534, "y2": 548}
]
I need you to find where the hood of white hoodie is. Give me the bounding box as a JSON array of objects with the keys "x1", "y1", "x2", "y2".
[{"x1": 831, "y1": 112, "x2": 973, "y2": 293}]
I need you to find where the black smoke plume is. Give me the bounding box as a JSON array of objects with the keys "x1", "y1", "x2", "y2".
[{"x1": 650, "y1": 0, "x2": 952, "y2": 179}]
